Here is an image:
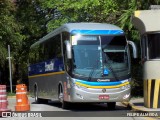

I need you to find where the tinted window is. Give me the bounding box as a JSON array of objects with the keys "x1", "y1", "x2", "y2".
[
  {"x1": 148, "y1": 33, "x2": 160, "y2": 59},
  {"x1": 29, "y1": 34, "x2": 62, "y2": 64},
  {"x1": 44, "y1": 34, "x2": 61, "y2": 60}
]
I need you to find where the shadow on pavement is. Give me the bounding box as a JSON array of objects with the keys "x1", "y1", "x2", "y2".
[
  {"x1": 32, "y1": 101, "x2": 131, "y2": 112},
  {"x1": 133, "y1": 102, "x2": 144, "y2": 106}
]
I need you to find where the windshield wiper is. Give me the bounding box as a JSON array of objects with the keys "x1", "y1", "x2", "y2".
[{"x1": 87, "y1": 60, "x2": 99, "y2": 81}]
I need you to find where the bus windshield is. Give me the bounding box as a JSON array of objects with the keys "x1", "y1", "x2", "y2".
[{"x1": 71, "y1": 35, "x2": 130, "y2": 81}]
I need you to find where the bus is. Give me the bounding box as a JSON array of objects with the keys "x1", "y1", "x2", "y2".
[{"x1": 28, "y1": 23, "x2": 137, "y2": 109}]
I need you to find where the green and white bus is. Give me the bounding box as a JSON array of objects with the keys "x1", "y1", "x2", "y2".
[{"x1": 29, "y1": 23, "x2": 137, "y2": 109}]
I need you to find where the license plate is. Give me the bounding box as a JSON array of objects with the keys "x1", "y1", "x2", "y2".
[{"x1": 99, "y1": 95, "x2": 109, "y2": 100}]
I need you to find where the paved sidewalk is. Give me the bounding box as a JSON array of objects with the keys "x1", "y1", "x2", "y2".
[
  {"x1": 122, "y1": 98, "x2": 160, "y2": 119},
  {"x1": 123, "y1": 98, "x2": 160, "y2": 112}
]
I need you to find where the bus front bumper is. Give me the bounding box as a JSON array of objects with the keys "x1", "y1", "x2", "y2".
[{"x1": 67, "y1": 85, "x2": 131, "y2": 103}]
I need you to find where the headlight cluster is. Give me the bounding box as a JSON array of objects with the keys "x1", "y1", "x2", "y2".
[
  {"x1": 121, "y1": 84, "x2": 130, "y2": 90},
  {"x1": 70, "y1": 81, "x2": 85, "y2": 89},
  {"x1": 75, "y1": 84, "x2": 87, "y2": 90}
]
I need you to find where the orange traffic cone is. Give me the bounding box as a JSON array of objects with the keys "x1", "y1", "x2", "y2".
[
  {"x1": 15, "y1": 84, "x2": 30, "y2": 111},
  {"x1": 0, "y1": 85, "x2": 11, "y2": 116}
]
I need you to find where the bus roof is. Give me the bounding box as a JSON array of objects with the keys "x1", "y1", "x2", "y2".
[{"x1": 31, "y1": 23, "x2": 123, "y2": 48}]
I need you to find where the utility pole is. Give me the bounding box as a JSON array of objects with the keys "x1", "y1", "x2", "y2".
[{"x1": 7, "y1": 45, "x2": 12, "y2": 93}]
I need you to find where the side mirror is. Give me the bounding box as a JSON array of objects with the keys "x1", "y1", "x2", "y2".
[
  {"x1": 65, "y1": 40, "x2": 72, "y2": 59},
  {"x1": 128, "y1": 41, "x2": 137, "y2": 58}
]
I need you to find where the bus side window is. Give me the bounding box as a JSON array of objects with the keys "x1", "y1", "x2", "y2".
[
  {"x1": 43, "y1": 34, "x2": 61, "y2": 61},
  {"x1": 39, "y1": 43, "x2": 45, "y2": 62},
  {"x1": 34, "y1": 45, "x2": 40, "y2": 63},
  {"x1": 44, "y1": 39, "x2": 52, "y2": 60},
  {"x1": 55, "y1": 34, "x2": 61, "y2": 58}
]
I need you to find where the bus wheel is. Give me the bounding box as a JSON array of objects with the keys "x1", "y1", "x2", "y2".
[
  {"x1": 107, "y1": 102, "x2": 116, "y2": 110},
  {"x1": 58, "y1": 85, "x2": 69, "y2": 109},
  {"x1": 62, "y1": 101, "x2": 70, "y2": 109},
  {"x1": 34, "y1": 86, "x2": 48, "y2": 104}
]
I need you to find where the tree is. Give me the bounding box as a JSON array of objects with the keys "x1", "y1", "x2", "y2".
[
  {"x1": 13, "y1": 0, "x2": 47, "y2": 83},
  {"x1": 0, "y1": 0, "x2": 22, "y2": 66},
  {"x1": 40, "y1": 0, "x2": 119, "y2": 32},
  {"x1": 0, "y1": 0, "x2": 24, "y2": 86},
  {"x1": 0, "y1": 0, "x2": 47, "y2": 87}
]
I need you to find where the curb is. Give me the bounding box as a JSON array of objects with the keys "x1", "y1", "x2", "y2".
[
  {"x1": 7, "y1": 96, "x2": 16, "y2": 98},
  {"x1": 122, "y1": 102, "x2": 160, "y2": 119},
  {"x1": 122, "y1": 102, "x2": 147, "y2": 112},
  {"x1": 7, "y1": 95, "x2": 30, "y2": 98}
]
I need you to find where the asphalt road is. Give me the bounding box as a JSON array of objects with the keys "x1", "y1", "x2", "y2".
[{"x1": 1, "y1": 97, "x2": 157, "y2": 120}]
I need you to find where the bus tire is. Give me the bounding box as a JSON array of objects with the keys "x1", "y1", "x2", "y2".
[
  {"x1": 34, "y1": 85, "x2": 41, "y2": 104},
  {"x1": 107, "y1": 102, "x2": 116, "y2": 110},
  {"x1": 34, "y1": 85, "x2": 38, "y2": 102},
  {"x1": 62, "y1": 101, "x2": 70, "y2": 109},
  {"x1": 34, "y1": 86, "x2": 48, "y2": 104}
]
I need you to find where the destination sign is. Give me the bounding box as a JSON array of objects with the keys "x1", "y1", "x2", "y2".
[{"x1": 72, "y1": 35, "x2": 97, "y2": 45}]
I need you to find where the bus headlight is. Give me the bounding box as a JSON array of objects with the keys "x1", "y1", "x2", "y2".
[
  {"x1": 75, "y1": 84, "x2": 86, "y2": 89},
  {"x1": 121, "y1": 84, "x2": 130, "y2": 90},
  {"x1": 70, "y1": 81, "x2": 85, "y2": 89}
]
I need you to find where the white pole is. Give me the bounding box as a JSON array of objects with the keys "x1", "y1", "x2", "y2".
[{"x1": 8, "y1": 45, "x2": 12, "y2": 93}]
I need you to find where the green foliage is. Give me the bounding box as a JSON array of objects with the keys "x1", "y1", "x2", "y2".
[
  {"x1": 0, "y1": 0, "x2": 46, "y2": 85},
  {"x1": 117, "y1": 0, "x2": 139, "y2": 39},
  {"x1": 0, "y1": 0, "x2": 23, "y2": 66},
  {"x1": 40, "y1": 0, "x2": 119, "y2": 32},
  {"x1": 13, "y1": 0, "x2": 47, "y2": 80},
  {"x1": 0, "y1": 42, "x2": 7, "y2": 66},
  {"x1": 7, "y1": 92, "x2": 16, "y2": 96}
]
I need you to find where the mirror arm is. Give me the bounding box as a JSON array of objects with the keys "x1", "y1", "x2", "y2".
[
  {"x1": 128, "y1": 41, "x2": 137, "y2": 58},
  {"x1": 65, "y1": 40, "x2": 72, "y2": 59}
]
